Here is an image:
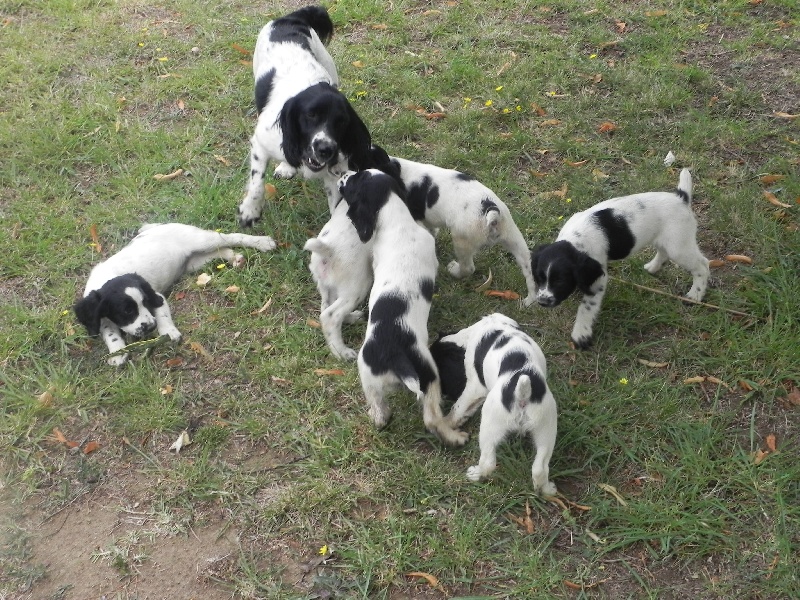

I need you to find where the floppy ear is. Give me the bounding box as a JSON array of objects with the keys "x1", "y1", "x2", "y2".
[
  {"x1": 574, "y1": 254, "x2": 604, "y2": 295},
  {"x1": 138, "y1": 279, "x2": 165, "y2": 311},
  {"x1": 74, "y1": 291, "x2": 104, "y2": 336},
  {"x1": 278, "y1": 96, "x2": 304, "y2": 167},
  {"x1": 339, "y1": 102, "x2": 372, "y2": 170},
  {"x1": 530, "y1": 245, "x2": 546, "y2": 274},
  {"x1": 342, "y1": 173, "x2": 379, "y2": 242}
]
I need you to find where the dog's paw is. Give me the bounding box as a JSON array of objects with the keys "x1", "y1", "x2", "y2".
[
  {"x1": 107, "y1": 353, "x2": 128, "y2": 367},
  {"x1": 368, "y1": 405, "x2": 392, "y2": 430},
  {"x1": 466, "y1": 466, "x2": 484, "y2": 482},
  {"x1": 237, "y1": 205, "x2": 262, "y2": 228},
  {"x1": 521, "y1": 294, "x2": 535, "y2": 308},
  {"x1": 333, "y1": 346, "x2": 358, "y2": 361},
  {"x1": 434, "y1": 425, "x2": 469, "y2": 447},
  {"x1": 447, "y1": 260, "x2": 473, "y2": 279},
  {"x1": 536, "y1": 481, "x2": 558, "y2": 497},
  {"x1": 643, "y1": 259, "x2": 662, "y2": 275},
  {"x1": 571, "y1": 334, "x2": 593, "y2": 350},
  {"x1": 163, "y1": 327, "x2": 182, "y2": 342},
  {"x1": 684, "y1": 287, "x2": 705, "y2": 303},
  {"x1": 273, "y1": 162, "x2": 296, "y2": 179},
  {"x1": 344, "y1": 310, "x2": 364, "y2": 324},
  {"x1": 253, "y1": 237, "x2": 277, "y2": 252}
]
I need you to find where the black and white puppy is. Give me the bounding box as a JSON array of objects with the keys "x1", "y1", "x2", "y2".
[
  {"x1": 371, "y1": 145, "x2": 536, "y2": 305},
  {"x1": 303, "y1": 200, "x2": 373, "y2": 361},
  {"x1": 74, "y1": 223, "x2": 276, "y2": 366},
  {"x1": 531, "y1": 169, "x2": 709, "y2": 349},
  {"x1": 430, "y1": 313, "x2": 557, "y2": 495},
  {"x1": 339, "y1": 169, "x2": 468, "y2": 447},
  {"x1": 238, "y1": 5, "x2": 373, "y2": 225}
]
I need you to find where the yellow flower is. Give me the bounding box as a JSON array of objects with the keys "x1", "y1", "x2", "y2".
[
  {"x1": 502, "y1": 107, "x2": 511, "y2": 114},
  {"x1": 319, "y1": 545, "x2": 328, "y2": 555},
  {"x1": 158, "y1": 57, "x2": 168, "y2": 62},
  {"x1": 216, "y1": 263, "x2": 226, "y2": 270},
  {"x1": 495, "y1": 85, "x2": 504, "y2": 91},
  {"x1": 484, "y1": 99, "x2": 493, "y2": 107},
  {"x1": 565, "y1": 197, "x2": 572, "y2": 203},
  {"x1": 515, "y1": 105, "x2": 522, "y2": 111},
  {"x1": 619, "y1": 378, "x2": 629, "y2": 385},
  {"x1": 463, "y1": 97, "x2": 472, "y2": 103},
  {"x1": 589, "y1": 53, "x2": 598, "y2": 59}
]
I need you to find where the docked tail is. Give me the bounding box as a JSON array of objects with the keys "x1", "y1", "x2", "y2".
[
  {"x1": 303, "y1": 237, "x2": 333, "y2": 258},
  {"x1": 513, "y1": 374, "x2": 532, "y2": 411},
  {"x1": 676, "y1": 168, "x2": 693, "y2": 204}
]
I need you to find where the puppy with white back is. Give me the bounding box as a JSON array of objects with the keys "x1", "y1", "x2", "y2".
[
  {"x1": 238, "y1": 5, "x2": 373, "y2": 225},
  {"x1": 339, "y1": 169, "x2": 468, "y2": 447},
  {"x1": 430, "y1": 313, "x2": 557, "y2": 495},
  {"x1": 531, "y1": 169, "x2": 709, "y2": 349},
  {"x1": 370, "y1": 145, "x2": 536, "y2": 305},
  {"x1": 75, "y1": 223, "x2": 276, "y2": 366}
]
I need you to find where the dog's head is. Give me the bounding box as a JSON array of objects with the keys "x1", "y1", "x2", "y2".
[
  {"x1": 429, "y1": 333, "x2": 467, "y2": 401},
  {"x1": 280, "y1": 83, "x2": 372, "y2": 174},
  {"x1": 74, "y1": 273, "x2": 163, "y2": 338},
  {"x1": 338, "y1": 169, "x2": 405, "y2": 242},
  {"x1": 531, "y1": 241, "x2": 604, "y2": 307}
]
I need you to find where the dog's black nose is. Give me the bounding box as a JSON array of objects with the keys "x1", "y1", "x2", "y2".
[
  {"x1": 142, "y1": 321, "x2": 157, "y2": 334},
  {"x1": 314, "y1": 139, "x2": 337, "y2": 163},
  {"x1": 537, "y1": 297, "x2": 557, "y2": 308}
]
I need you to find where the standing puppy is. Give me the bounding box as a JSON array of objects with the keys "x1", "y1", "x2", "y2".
[
  {"x1": 303, "y1": 200, "x2": 373, "y2": 360},
  {"x1": 430, "y1": 313, "x2": 557, "y2": 495},
  {"x1": 531, "y1": 169, "x2": 709, "y2": 349},
  {"x1": 238, "y1": 5, "x2": 373, "y2": 225},
  {"x1": 371, "y1": 145, "x2": 536, "y2": 306},
  {"x1": 340, "y1": 169, "x2": 468, "y2": 447},
  {"x1": 74, "y1": 223, "x2": 276, "y2": 366}
]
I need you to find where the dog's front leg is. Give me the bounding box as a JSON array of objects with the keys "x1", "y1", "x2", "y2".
[
  {"x1": 571, "y1": 275, "x2": 607, "y2": 349},
  {"x1": 238, "y1": 137, "x2": 271, "y2": 227},
  {"x1": 446, "y1": 235, "x2": 478, "y2": 279},
  {"x1": 100, "y1": 320, "x2": 128, "y2": 366},
  {"x1": 153, "y1": 295, "x2": 181, "y2": 342}
]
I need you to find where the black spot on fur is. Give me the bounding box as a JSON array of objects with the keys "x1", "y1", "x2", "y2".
[
  {"x1": 493, "y1": 334, "x2": 512, "y2": 349},
  {"x1": 405, "y1": 175, "x2": 439, "y2": 221},
  {"x1": 675, "y1": 188, "x2": 690, "y2": 203},
  {"x1": 419, "y1": 278, "x2": 435, "y2": 302},
  {"x1": 480, "y1": 197, "x2": 499, "y2": 215},
  {"x1": 362, "y1": 293, "x2": 436, "y2": 393},
  {"x1": 430, "y1": 337, "x2": 467, "y2": 401},
  {"x1": 499, "y1": 351, "x2": 528, "y2": 375},
  {"x1": 591, "y1": 208, "x2": 636, "y2": 260},
  {"x1": 254, "y1": 68, "x2": 276, "y2": 114},
  {"x1": 455, "y1": 171, "x2": 475, "y2": 181},
  {"x1": 473, "y1": 329, "x2": 504, "y2": 387}
]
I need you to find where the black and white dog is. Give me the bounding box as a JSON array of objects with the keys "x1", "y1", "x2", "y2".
[
  {"x1": 339, "y1": 169, "x2": 468, "y2": 447},
  {"x1": 238, "y1": 5, "x2": 373, "y2": 225},
  {"x1": 303, "y1": 200, "x2": 373, "y2": 361},
  {"x1": 531, "y1": 169, "x2": 710, "y2": 349},
  {"x1": 371, "y1": 145, "x2": 536, "y2": 305},
  {"x1": 430, "y1": 313, "x2": 557, "y2": 495},
  {"x1": 74, "y1": 223, "x2": 276, "y2": 366}
]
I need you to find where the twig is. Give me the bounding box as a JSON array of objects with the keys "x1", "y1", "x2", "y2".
[{"x1": 609, "y1": 276, "x2": 758, "y2": 320}]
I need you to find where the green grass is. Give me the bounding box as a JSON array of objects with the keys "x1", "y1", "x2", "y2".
[{"x1": 1, "y1": 0, "x2": 798, "y2": 598}]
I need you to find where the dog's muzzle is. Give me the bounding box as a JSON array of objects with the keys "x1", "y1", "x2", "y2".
[
  {"x1": 306, "y1": 139, "x2": 338, "y2": 171},
  {"x1": 536, "y1": 292, "x2": 558, "y2": 308}
]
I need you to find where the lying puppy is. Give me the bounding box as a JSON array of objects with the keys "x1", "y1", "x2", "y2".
[
  {"x1": 531, "y1": 169, "x2": 709, "y2": 349},
  {"x1": 74, "y1": 223, "x2": 276, "y2": 366},
  {"x1": 430, "y1": 313, "x2": 557, "y2": 495},
  {"x1": 238, "y1": 5, "x2": 373, "y2": 225},
  {"x1": 339, "y1": 169, "x2": 467, "y2": 447},
  {"x1": 303, "y1": 200, "x2": 373, "y2": 361},
  {"x1": 370, "y1": 145, "x2": 535, "y2": 306}
]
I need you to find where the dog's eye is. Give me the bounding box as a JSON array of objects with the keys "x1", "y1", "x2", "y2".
[{"x1": 307, "y1": 110, "x2": 318, "y2": 120}]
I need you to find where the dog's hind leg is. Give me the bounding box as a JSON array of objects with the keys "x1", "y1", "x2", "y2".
[
  {"x1": 498, "y1": 222, "x2": 537, "y2": 307},
  {"x1": 466, "y1": 394, "x2": 507, "y2": 481},
  {"x1": 320, "y1": 296, "x2": 360, "y2": 361},
  {"x1": 446, "y1": 235, "x2": 479, "y2": 279},
  {"x1": 444, "y1": 382, "x2": 487, "y2": 428},
  {"x1": 529, "y1": 393, "x2": 558, "y2": 496},
  {"x1": 669, "y1": 245, "x2": 710, "y2": 302}
]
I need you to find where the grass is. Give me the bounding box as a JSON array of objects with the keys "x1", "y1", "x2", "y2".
[{"x1": 1, "y1": 0, "x2": 798, "y2": 598}]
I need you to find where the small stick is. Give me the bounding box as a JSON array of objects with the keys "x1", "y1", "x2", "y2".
[{"x1": 609, "y1": 276, "x2": 758, "y2": 320}]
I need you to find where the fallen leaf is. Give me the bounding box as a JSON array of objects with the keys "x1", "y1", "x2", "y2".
[
  {"x1": 598, "y1": 483, "x2": 628, "y2": 506},
  {"x1": 753, "y1": 448, "x2": 769, "y2": 465},
  {"x1": 764, "y1": 190, "x2": 791, "y2": 208},
  {"x1": 307, "y1": 318, "x2": 321, "y2": 328},
  {"x1": 523, "y1": 500, "x2": 535, "y2": 534},
  {"x1": 177, "y1": 99, "x2": 185, "y2": 111},
  {"x1": 785, "y1": 387, "x2": 800, "y2": 406},
  {"x1": 253, "y1": 297, "x2": 273, "y2": 315},
  {"x1": 474, "y1": 270, "x2": 493, "y2": 292},
  {"x1": 52, "y1": 427, "x2": 79, "y2": 449},
  {"x1": 188, "y1": 341, "x2": 210, "y2": 358},
  {"x1": 539, "y1": 118, "x2": 562, "y2": 127},
  {"x1": 597, "y1": 121, "x2": 616, "y2": 133},
  {"x1": 38, "y1": 386, "x2": 56, "y2": 406},
  {"x1": 89, "y1": 223, "x2": 102, "y2": 253},
  {"x1": 773, "y1": 111, "x2": 799, "y2": 119},
  {"x1": 637, "y1": 359, "x2": 669, "y2": 368},
  {"x1": 615, "y1": 20, "x2": 627, "y2": 33},
  {"x1": 424, "y1": 112, "x2": 447, "y2": 120},
  {"x1": 421, "y1": 9, "x2": 442, "y2": 16},
  {"x1": 708, "y1": 259, "x2": 726, "y2": 268},
  {"x1": 565, "y1": 159, "x2": 588, "y2": 167},
  {"x1": 592, "y1": 168, "x2": 609, "y2": 181},
  {"x1": 684, "y1": 376, "x2": 706, "y2": 384},
  {"x1": 225, "y1": 285, "x2": 240, "y2": 293},
  {"x1": 166, "y1": 357, "x2": 184, "y2": 368},
  {"x1": 271, "y1": 376, "x2": 291, "y2": 386},
  {"x1": 738, "y1": 380, "x2": 754, "y2": 392},
  {"x1": 766, "y1": 434, "x2": 777, "y2": 453},
  {"x1": 160, "y1": 384, "x2": 174, "y2": 395},
  {"x1": 174, "y1": 291, "x2": 186, "y2": 300},
  {"x1": 406, "y1": 572, "x2": 445, "y2": 592},
  {"x1": 83, "y1": 440, "x2": 100, "y2": 454},
  {"x1": 231, "y1": 42, "x2": 251, "y2": 56},
  {"x1": 725, "y1": 254, "x2": 753, "y2": 265},
  {"x1": 564, "y1": 580, "x2": 583, "y2": 590},
  {"x1": 169, "y1": 430, "x2": 191, "y2": 453},
  {"x1": 705, "y1": 375, "x2": 731, "y2": 390},
  {"x1": 314, "y1": 368, "x2": 346, "y2": 376},
  {"x1": 352, "y1": 60, "x2": 365, "y2": 68},
  {"x1": 484, "y1": 290, "x2": 521, "y2": 301},
  {"x1": 153, "y1": 168, "x2": 184, "y2": 181},
  {"x1": 214, "y1": 154, "x2": 231, "y2": 166},
  {"x1": 371, "y1": 23, "x2": 388, "y2": 30},
  {"x1": 541, "y1": 182, "x2": 569, "y2": 199},
  {"x1": 265, "y1": 183, "x2": 277, "y2": 198},
  {"x1": 760, "y1": 174, "x2": 785, "y2": 185},
  {"x1": 645, "y1": 10, "x2": 668, "y2": 17},
  {"x1": 530, "y1": 103, "x2": 547, "y2": 116},
  {"x1": 196, "y1": 273, "x2": 212, "y2": 287}
]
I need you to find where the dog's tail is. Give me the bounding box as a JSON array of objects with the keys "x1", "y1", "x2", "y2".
[
  {"x1": 303, "y1": 237, "x2": 333, "y2": 258},
  {"x1": 481, "y1": 196, "x2": 502, "y2": 233},
  {"x1": 676, "y1": 168, "x2": 693, "y2": 205},
  {"x1": 291, "y1": 5, "x2": 334, "y2": 45},
  {"x1": 506, "y1": 371, "x2": 548, "y2": 412}
]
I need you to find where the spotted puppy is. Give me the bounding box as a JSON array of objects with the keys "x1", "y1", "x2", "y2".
[
  {"x1": 370, "y1": 145, "x2": 535, "y2": 305},
  {"x1": 430, "y1": 313, "x2": 557, "y2": 495},
  {"x1": 303, "y1": 200, "x2": 373, "y2": 360},
  {"x1": 74, "y1": 223, "x2": 276, "y2": 366},
  {"x1": 339, "y1": 169, "x2": 468, "y2": 446},
  {"x1": 531, "y1": 169, "x2": 709, "y2": 349}
]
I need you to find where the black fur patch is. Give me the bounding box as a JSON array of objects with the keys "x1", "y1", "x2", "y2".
[
  {"x1": 500, "y1": 369, "x2": 547, "y2": 411},
  {"x1": 498, "y1": 350, "x2": 528, "y2": 375},
  {"x1": 268, "y1": 6, "x2": 334, "y2": 49},
  {"x1": 254, "y1": 68, "x2": 276, "y2": 114},
  {"x1": 455, "y1": 171, "x2": 475, "y2": 181},
  {"x1": 419, "y1": 277, "x2": 435, "y2": 302},
  {"x1": 473, "y1": 329, "x2": 504, "y2": 387},
  {"x1": 340, "y1": 170, "x2": 404, "y2": 242},
  {"x1": 675, "y1": 188, "x2": 690, "y2": 204},
  {"x1": 430, "y1": 337, "x2": 467, "y2": 401},
  {"x1": 405, "y1": 175, "x2": 439, "y2": 221},
  {"x1": 361, "y1": 293, "x2": 436, "y2": 393},
  {"x1": 591, "y1": 208, "x2": 636, "y2": 260},
  {"x1": 480, "y1": 197, "x2": 499, "y2": 214}
]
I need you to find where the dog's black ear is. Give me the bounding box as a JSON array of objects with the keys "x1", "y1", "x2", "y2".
[
  {"x1": 74, "y1": 291, "x2": 104, "y2": 336},
  {"x1": 343, "y1": 175, "x2": 379, "y2": 242},
  {"x1": 278, "y1": 96, "x2": 304, "y2": 168},
  {"x1": 574, "y1": 254, "x2": 604, "y2": 294},
  {"x1": 340, "y1": 102, "x2": 373, "y2": 171},
  {"x1": 138, "y1": 279, "x2": 164, "y2": 311}
]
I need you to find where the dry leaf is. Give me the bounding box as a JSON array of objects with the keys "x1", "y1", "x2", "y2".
[
  {"x1": 705, "y1": 375, "x2": 731, "y2": 390},
  {"x1": 484, "y1": 290, "x2": 521, "y2": 301},
  {"x1": 760, "y1": 174, "x2": 785, "y2": 185},
  {"x1": 52, "y1": 427, "x2": 79, "y2": 449},
  {"x1": 188, "y1": 341, "x2": 210, "y2": 358},
  {"x1": 421, "y1": 9, "x2": 442, "y2": 16},
  {"x1": 725, "y1": 254, "x2": 753, "y2": 265},
  {"x1": 89, "y1": 223, "x2": 102, "y2": 253},
  {"x1": 785, "y1": 387, "x2": 800, "y2": 406},
  {"x1": 406, "y1": 572, "x2": 445, "y2": 592},
  {"x1": 253, "y1": 297, "x2": 273, "y2": 315},
  {"x1": 773, "y1": 111, "x2": 799, "y2": 119},
  {"x1": 474, "y1": 270, "x2": 493, "y2": 292},
  {"x1": 539, "y1": 119, "x2": 562, "y2": 127},
  {"x1": 153, "y1": 168, "x2": 184, "y2": 181},
  {"x1": 38, "y1": 386, "x2": 56, "y2": 406},
  {"x1": 530, "y1": 103, "x2": 547, "y2": 116},
  {"x1": 352, "y1": 60, "x2": 365, "y2": 68},
  {"x1": 764, "y1": 191, "x2": 791, "y2": 208},
  {"x1": 753, "y1": 448, "x2": 769, "y2": 465},
  {"x1": 615, "y1": 20, "x2": 627, "y2": 33},
  {"x1": 738, "y1": 380, "x2": 754, "y2": 392},
  {"x1": 314, "y1": 368, "x2": 346, "y2": 376},
  {"x1": 766, "y1": 433, "x2": 777, "y2": 452},
  {"x1": 684, "y1": 376, "x2": 706, "y2": 384},
  {"x1": 645, "y1": 10, "x2": 668, "y2": 17},
  {"x1": 709, "y1": 259, "x2": 726, "y2": 268},
  {"x1": 83, "y1": 440, "x2": 100, "y2": 454},
  {"x1": 592, "y1": 168, "x2": 609, "y2": 181},
  {"x1": 214, "y1": 154, "x2": 231, "y2": 166},
  {"x1": 225, "y1": 285, "x2": 240, "y2": 293},
  {"x1": 174, "y1": 291, "x2": 186, "y2": 301},
  {"x1": 598, "y1": 483, "x2": 628, "y2": 506},
  {"x1": 591, "y1": 73, "x2": 603, "y2": 83},
  {"x1": 196, "y1": 272, "x2": 212, "y2": 287},
  {"x1": 177, "y1": 99, "x2": 185, "y2": 111},
  {"x1": 637, "y1": 359, "x2": 669, "y2": 368},
  {"x1": 169, "y1": 430, "x2": 192, "y2": 454},
  {"x1": 166, "y1": 357, "x2": 184, "y2": 368},
  {"x1": 160, "y1": 384, "x2": 174, "y2": 395},
  {"x1": 565, "y1": 160, "x2": 588, "y2": 167},
  {"x1": 371, "y1": 23, "x2": 388, "y2": 30},
  {"x1": 564, "y1": 580, "x2": 583, "y2": 590},
  {"x1": 307, "y1": 318, "x2": 321, "y2": 328},
  {"x1": 597, "y1": 121, "x2": 617, "y2": 133},
  {"x1": 424, "y1": 112, "x2": 447, "y2": 120},
  {"x1": 231, "y1": 42, "x2": 251, "y2": 56}
]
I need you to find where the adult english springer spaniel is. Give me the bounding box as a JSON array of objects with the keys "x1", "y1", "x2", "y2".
[
  {"x1": 531, "y1": 169, "x2": 710, "y2": 349},
  {"x1": 74, "y1": 223, "x2": 275, "y2": 366},
  {"x1": 238, "y1": 5, "x2": 373, "y2": 225}
]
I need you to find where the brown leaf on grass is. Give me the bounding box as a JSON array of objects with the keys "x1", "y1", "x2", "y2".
[
  {"x1": 705, "y1": 375, "x2": 731, "y2": 390},
  {"x1": 307, "y1": 318, "x2": 321, "y2": 328},
  {"x1": 637, "y1": 359, "x2": 669, "y2": 368},
  {"x1": 423, "y1": 112, "x2": 447, "y2": 120},
  {"x1": 541, "y1": 182, "x2": 569, "y2": 199},
  {"x1": 214, "y1": 154, "x2": 231, "y2": 166},
  {"x1": 523, "y1": 500, "x2": 535, "y2": 533},
  {"x1": 38, "y1": 386, "x2": 56, "y2": 406},
  {"x1": 314, "y1": 368, "x2": 346, "y2": 376},
  {"x1": 598, "y1": 483, "x2": 628, "y2": 506},
  {"x1": 174, "y1": 291, "x2": 186, "y2": 301},
  {"x1": 352, "y1": 60, "x2": 365, "y2": 68},
  {"x1": 765, "y1": 434, "x2": 777, "y2": 453},
  {"x1": 764, "y1": 191, "x2": 791, "y2": 208},
  {"x1": 565, "y1": 159, "x2": 588, "y2": 167},
  {"x1": 406, "y1": 572, "x2": 445, "y2": 593},
  {"x1": 725, "y1": 254, "x2": 753, "y2": 264},
  {"x1": 52, "y1": 427, "x2": 79, "y2": 449},
  {"x1": 738, "y1": 380, "x2": 754, "y2": 392},
  {"x1": 224, "y1": 285, "x2": 240, "y2": 293},
  {"x1": 271, "y1": 376, "x2": 291, "y2": 386},
  {"x1": 785, "y1": 387, "x2": 800, "y2": 406},
  {"x1": 188, "y1": 341, "x2": 210, "y2": 358},
  {"x1": 645, "y1": 10, "x2": 668, "y2": 17},
  {"x1": 371, "y1": 23, "x2": 388, "y2": 30},
  {"x1": 177, "y1": 99, "x2": 185, "y2": 111},
  {"x1": 709, "y1": 259, "x2": 726, "y2": 268},
  {"x1": 484, "y1": 290, "x2": 521, "y2": 301},
  {"x1": 265, "y1": 183, "x2": 277, "y2": 198},
  {"x1": 615, "y1": 20, "x2": 627, "y2": 33},
  {"x1": 539, "y1": 119, "x2": 562, "y2": 127},
  {"x1": 196, "y1": 272, "x2": 212, "y2": 287},
  {"x1": 564, "y1": 580, "x2": 583, "y2": 590},
  {"x1": 760, "y1": 174, "x2": 786, "y2": 185},
  {"x1": 753, "y1": 448, "x2": 769, "y2": 465},
  {"x1": 773, "y1": 111, "x2": 799, "y2": 119},
  {"x1": 684, "y1": 376, "x2": 706, "y2": 384},
  {"x1": 530, "y1": 103, "x2": 547, "y2": 116},
  {"x1": 153, "y1": 168, "x2": 184, "y2": 181},
  {"x1": 165, "y1": 357, "x2": 184, "y2": 368},
  {"x1": 89, "y1": 223, "x2": 102, "y2": 253},
  {"x1": 597, "y1": 121, "x2": 617, "y2": 133},
  {"x1": 252, "y1": 297, "x2": 273, "y2": 315},
  {"x1": 591, "y1": 73, "x2": 603, "y2": 84},
  {"x1": 231, "y1": 42, "x2": 251, "y2": 56},
  {"x1": 83, "y1": 440, "x2": 100, "y2": 454}
]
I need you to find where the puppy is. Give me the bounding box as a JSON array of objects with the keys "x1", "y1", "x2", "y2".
[
  {"x1": 531, "y1": 169, "x2": 709, "y2": 349},
  {"x1": 238, "y1": 5, "x2": 373, "y2": 225},
  {"x1": 370, "y1": 145, "x2": 535, "y2": 305},
  {"x1": 339, "y1": 169, "x2": 468, "y2": 447},
  {"x1": 303, "y1": 200, "x2": 373, "y2": 361},
  {"x1": 430, "y1": 313, "x2": 557, "y2": 494},
  {"x1": 74, "y1": 223, "x2": 276, "y2": 366}
]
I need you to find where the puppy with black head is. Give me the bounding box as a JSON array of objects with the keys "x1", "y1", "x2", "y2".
[
  {"x1": 370, "y1": 145, "x2": 536, "y2": 305},
  {"x1": 238, "y1": 5, "x2": 374, "y2": 225},
  {"x1": 430, "y1": 313, "x2": 558, "y2": 495},
  {"x1": 339, "y1": 169, "x2": 468, "y2": 447},
  {"x1": 531, "y1": 169, "x2": 709, "y2": 349},
  {"x1": 74, "y1": 223, "x2": 275, "y2": 366}
]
